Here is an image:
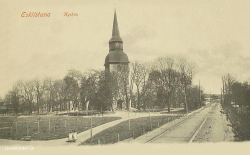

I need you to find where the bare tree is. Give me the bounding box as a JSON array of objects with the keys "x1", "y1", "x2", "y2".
[
  {"x1": 222, "y1": 74, "x2": 235, "y2": 106},
  {"x1": 130, "y1": 61, "x2": 148, "y2": 110},
  {"x1": 80, "y1": 69, "x2": 101, "y2": 111},
  {"x1": 18, "y1": 80, "x2": 35, "y2": 114},
  {"x1": 33, "y1": 79, "x2": 46, "y2": 114},
  {"x1": 156, "y1": 57, "x2": 176, "y2": 112},
  {"x1": 178, "y1": 59, "x2": 195, "y2": 113}
]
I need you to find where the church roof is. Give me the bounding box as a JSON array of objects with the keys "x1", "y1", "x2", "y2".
[
  {"x1": 105, "y1": 50, "x2": 129, "y2": 65},
  {"x1": 109, "y1": 11, "x2": 123, "y2": 43}
]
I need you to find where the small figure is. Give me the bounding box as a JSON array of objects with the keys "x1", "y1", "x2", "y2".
[
  {"x1": 67, "y1": 130, "x2": 77, "y2": 143},
  {"x1": 68, "y1": 131, "x2": 73, "y2": 141},
  {"x1": 73, "y1": 130, "x2": 77, "y2": 141}
]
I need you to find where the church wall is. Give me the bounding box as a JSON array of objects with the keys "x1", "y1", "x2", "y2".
[{"x1": 109, "y1": 64, "x2": 129, "y2": 110}]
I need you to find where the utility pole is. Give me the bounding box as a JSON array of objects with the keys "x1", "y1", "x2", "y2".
[
  {"x1": 90, "y1": 116, "x2": 93, "y2": 141},
  {"x1": 210, "y1": 92, "x2": 211, "y2": 104},
  {"x1": 221, "y1": 88, "x2": 223, "y2": 105},
  {"x1": 199, "y1": 80, "x2": 201, "y2": 108}
]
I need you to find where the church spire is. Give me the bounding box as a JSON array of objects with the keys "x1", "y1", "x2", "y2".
[
  {"x1": 109, "y1": 10, "x2": 123, "y2": 43},
  {"x1": 112, "y1": 11, "x2": 120, "y2": 37}
]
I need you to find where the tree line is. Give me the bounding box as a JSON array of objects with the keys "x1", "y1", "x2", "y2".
[
  {"x1": 221, "y1": 74, "x2": 250, "y2": 141},
  {"x1": 221, "y1": 74, "x2": 250, "y2": 108},
  {"x1": 3, "y1": 56, "x2": 205, "y2": 115}
]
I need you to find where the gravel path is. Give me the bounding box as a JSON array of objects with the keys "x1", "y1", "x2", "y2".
[
  {"x1": 128, "y1": 103, "x2": 215, "y2": 143},
  {"x1": 126, "y1": 102, "x2": 235, "y2": 144},
  {"x1": 193, "y1": 103, "x2": 235, "y2": 143}
]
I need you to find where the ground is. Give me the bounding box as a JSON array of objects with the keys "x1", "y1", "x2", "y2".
[
  {"x1": 193, "y1": 103, "x2": 235, "y2": 142},
  {"x1": 124, "y1": 102, "x2": 235, "y2": 144},
  {"x1": 0, "y1": 105, "x2": 235, "y2": 146}
]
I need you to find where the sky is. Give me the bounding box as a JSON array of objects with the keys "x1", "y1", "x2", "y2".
[{"x1": 0, "y1": 0, "x2": 250, "y2": 98}]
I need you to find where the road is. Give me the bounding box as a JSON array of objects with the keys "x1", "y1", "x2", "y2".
[
  {"x1": 193, "y1": 103, "x2": 235, "y2": 142},
  {"x1": 129, "y1": 103, "x2": 224, "y2": 143}
]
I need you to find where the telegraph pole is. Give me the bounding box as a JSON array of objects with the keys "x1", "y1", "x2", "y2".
[
  {"x1": 199, "y1": 80, "x2": 201, "y2": 108},
  {"x1": 221, "y1": 88, "x2": 223, "y2": 105}
]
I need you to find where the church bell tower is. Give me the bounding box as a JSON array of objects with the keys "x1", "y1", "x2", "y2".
[
  {"x1": 104, "y1": 11, "x2": 129, "y2": 110},
  {"x1": 104, "y1": 11, "x2": 129, "y2": 72}
]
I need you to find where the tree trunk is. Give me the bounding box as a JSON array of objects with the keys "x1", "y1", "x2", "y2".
[
  {"x1": 167, "y1": 95, "x2": 171, "y2": 113},
  {"x1": 136, "y1": 86, "x2": 140, "y2": 110},
  {"x1": 125, "y1": 86, "x2": 129, "y2": 110},
  {"x1": 184, "y1": 87, "x2": 188, "y2": 114},
  {"x1": 68, "y1": 101, "x2": 71, "y2": 113},
  {"x1": 37, "y1": 96, "x2": 40, "y2": 114}
]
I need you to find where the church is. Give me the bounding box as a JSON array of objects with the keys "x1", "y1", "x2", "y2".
[{"x1": 104, "y1": 11, "x2": 130, "y2": 110}]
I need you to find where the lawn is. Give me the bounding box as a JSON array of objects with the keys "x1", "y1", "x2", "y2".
[
  {"x1": 0, "y1": 116, "x2": 121, "y2": 140},
  {"x1": 81, "y1": 115, "x2": 182, "y2": 145}
]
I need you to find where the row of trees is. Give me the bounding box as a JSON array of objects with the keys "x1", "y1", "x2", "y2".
[
  {"x1": 221, "y1": 74, "x2": 250, "y2": 108},
  {"x1": 3, "y1": 56, "x2": 205, "y2": 115},
  {"x1": 4, "y1": 70, "x2": 103, "y2": 114},
  {"x1": 221, "y1": 74, "x2": 250, "y2": 141},
  {"x1": 129, "y1": 57, "x2": 204, "y2": 113}
]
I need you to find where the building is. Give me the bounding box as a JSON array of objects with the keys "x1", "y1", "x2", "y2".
[
  {"x1": 104, "y1": 11, "x2": 130, "y2": 110},
  {"x1": 0, "y1": 102, "x2": 13, "y2": 115}
]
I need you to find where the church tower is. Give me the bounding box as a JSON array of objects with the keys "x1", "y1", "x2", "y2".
[
  {"x1": 104, "y1": 11, "x2": 129, "y2": 110},
  {"x1": 105, "y1": 11, "x2": 129, "y2": 72}
]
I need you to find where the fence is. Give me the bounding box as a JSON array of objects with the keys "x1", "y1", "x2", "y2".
[
  {"x1": 83, "y1": 114, "x2": 184, "y2": 145},
  {"x1": 0, "y1": 116, "x2": 120, "y2": 140}
]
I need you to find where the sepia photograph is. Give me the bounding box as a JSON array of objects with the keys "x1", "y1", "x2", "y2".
[{"x1": 0, "y1": 0, "x2": 250, "y2": 154}]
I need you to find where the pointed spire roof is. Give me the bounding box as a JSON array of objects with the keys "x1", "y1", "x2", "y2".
[{"x1": 109, "y1": 11, "x2": 123, "y2": 43}]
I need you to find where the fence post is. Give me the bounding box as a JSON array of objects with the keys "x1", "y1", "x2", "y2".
[
  {"x1": 90, "y1": 117, "x2": 93, "y2": 141},
  {"x1": 76, "y1": 117, "x2": 78, "y2": 132},
  {"x1": 158, "y1": 121, "x2": 159, "y2": 128},
  {"x1": 128, "y1": 113, "x2": 131, "y2": 130},
  {"x1": 26, "y1": 121, "x2": 29, "y2": 136},
  {"x1": 64, "y1": 119, "x2": 67, "y2": 129},
  {"x1": 149, "y1": 112, "x2": 152, "y2": 130},
  {"x1": 16, "y1": 121, "x2": 18, "y2": 138},
  {"x1": 38, "y1": 120, "x2": 40, "y2": 133},
  {"x1": 132, "y1": 130, "x2": 135, "y2": 139},
  {"x1": 117, "y1": 134, "x2": 120, "y2": 142},
  {"x1": 10, "y1": 125, "x2": 13, "y2": 138},
  {"x1": 98, "y1": 139, "x2": 100, "y2": 145},
  {"x1": 54, "y1": 120, "x2": 56, "y2": 130},
  {"x1": 49, "y1": 119, "x2": 51, "y2": 132}
]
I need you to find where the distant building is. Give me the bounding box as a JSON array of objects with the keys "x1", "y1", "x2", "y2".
[
  {"x1": 0, "y1": 102, "x2": 13, "y2": 115},
  {"x1": 104, "y1": 11, "x2": 130, "y2": 110}
]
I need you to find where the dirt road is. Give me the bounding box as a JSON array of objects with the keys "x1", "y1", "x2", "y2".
[
  {"x1": 129, "y1": 102, "x2": 234, "y2": 144},
  {"x1": 193, "y1": 103, "x2": 235, "y2": 142}
]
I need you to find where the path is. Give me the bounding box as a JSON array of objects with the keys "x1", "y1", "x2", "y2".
[
  {"x1": 193, "y1": 103, "x2": 235, "y2": 142},
  {"x1": 125, "y1": 104, "x2": 214, "y2": 143}
]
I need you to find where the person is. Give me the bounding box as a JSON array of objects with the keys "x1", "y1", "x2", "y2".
[
  {"x1": 68, "y1": 131, "x2": 73, "y2": 141},
  {"x1": 73, "y1": 130, "x2": 77, "y2": 141}
]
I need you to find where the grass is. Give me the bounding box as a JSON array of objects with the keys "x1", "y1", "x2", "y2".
[
  {"x1": 67, "y1": 111, "x2": 116, "y2": 116},
  {"x1": 0, "y1": 116, "x2": 121, "y2": 140},
  {"x1": 81, "y1": 115, "x2": 182, "y2": 145}
]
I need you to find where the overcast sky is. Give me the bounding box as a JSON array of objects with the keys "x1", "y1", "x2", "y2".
[{"x1": 1, "y1": 0, "x2": 250, "y2": 98}]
